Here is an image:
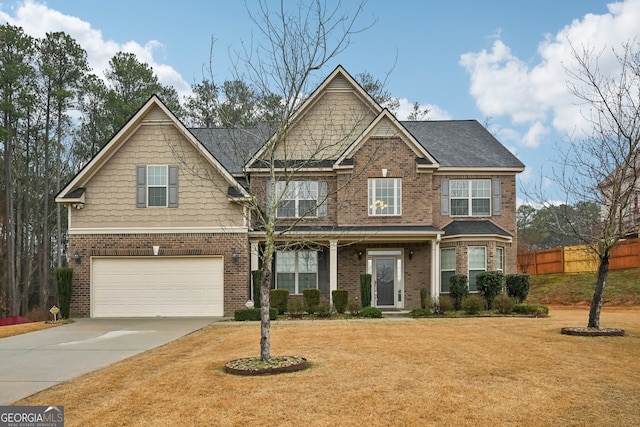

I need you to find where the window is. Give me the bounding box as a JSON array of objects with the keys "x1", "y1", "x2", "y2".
[
  {"x1": 275, "y1": 250, "x2": 318, "y2": 294},
  {"x1": 368, "y1": 178, "x2": 402, "y2": 216},
  {"x1": 274, "y1": 181, "x2": 327, "y2": 218},
  {"x1": 440, "y1": 248, "x2": 456, "y2": 293},
  {"x1": 136, "y1": 165, "x2": 178, "y2": 208},
  {"x1": 450, "y1": 179, "x2": 490, "y2": 216},
  {"x1": 496, "y1": 247, "x2": 504, "y2": 273},
  {"x1": 468, "y1": 247, "x2": 486, "y2": 292},
  {"x1": 147, "y1": 166, "x2": 167, "y2": 207}
]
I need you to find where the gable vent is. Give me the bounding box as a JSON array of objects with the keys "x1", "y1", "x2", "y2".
[
  {"x1": 373, "y1": 122, "x2": 396, "y2": 137},
  {"x1": 327, "y1": 76, "x2": 351, "y2": 92},
  {"x1": 143, "y1": 106, "x2": 172, "y2": 123}
]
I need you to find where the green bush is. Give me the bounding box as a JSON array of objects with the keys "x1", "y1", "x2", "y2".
[
  {"x1": 420, "y1": 287, "x2": 429, "y2": 310},
  {"x1": 361, "y1": 306, "x2": 383, "y2": 318},
  {"x1": 360, "y1": 274, "x2": 372, "y2": 307},
  {"x1": 449, "y1": 274, "x2": 469, "y2": 310},
  {"x1": 56, "y1": 267, "x2": 73, "y2": 319},
  {"x1": 493, "y1": 293, "x2": 516, "y2": 314},
  {"x1": 287, "y1": 299, "x2": 305, "y2": 318},
  {"x1": 347, "y1": 300, "x2": 362, "y2": 316},
  {"x1": 234, "y1": 308, "x2": 277, "y2": 321},
  {"x1": 476, "y1": 271, "x2": 504, "y2": 310},
  {"x1": 315, "y1": 303, "x2": 332, "y2": 318},
  {"x1": 506, "y1": 274, "x2": 531, "y2": 303},
  {"x1": 251, "y1": 270, "x2": 262, "y2": 308},
  {"x1": 435, "y1": 295, "x2": 454, "y2": 314},
  {"x1": 270, "y1": 289, "x2": 289, "y2": 314},
  {"x1": 332, "y1": 290, "x2": 348, "y2": 314},
  {"x1": 513, "y1": 303, "x2": 549, "y2": 317},
  {"x1": 462, "y1": 294, "x2": 484, "y2": 314},
  {"x1": 408, "y1": 308, "x2": 430, "y2": 318},
  {"x1": 303, "y1": 289, "x2": 321, "y2": 314}
]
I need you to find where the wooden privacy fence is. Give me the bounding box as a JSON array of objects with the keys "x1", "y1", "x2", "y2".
[{"x1": 518, "y1": 238, "x2": 640, "y2": 274}]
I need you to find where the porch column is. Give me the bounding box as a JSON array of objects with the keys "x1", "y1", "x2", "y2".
[
  {"x1": 431, "y1": 235, "x2": 441, "y2": 301},
  {"x1": 329, "y1": 239, "x2": 338, "y2": 304},
  {"x1": 250, "y1": 241, "x2": 259, "y2": 273}
]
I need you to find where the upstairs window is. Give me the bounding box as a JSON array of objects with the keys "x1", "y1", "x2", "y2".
[
  {"x1": 368, "y1": 178, "x2": 402, "y2": 216},
  {"x1": 136, "y1": 165, "x2": 178, "y2": 208},
  {"x1": 450, "y1": 179, "x2": 491, "y2": 216},
  {"x1": 276, "y1": 181, "x2": 324, "y2": 218},
  {"x1": 147, "y1": 166, "x2": 167, "y2": 207}
]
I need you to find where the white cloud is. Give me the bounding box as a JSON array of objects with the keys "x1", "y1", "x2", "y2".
[
  {"x1": 0, "y1": 0, "x2": 191, "y2": 97},
  {"x1": 395, "y1": 98, "x2": 451, "y2": 121},
  {"x1": 460, "y1": 0, "x2": 640, "y2": 144}
]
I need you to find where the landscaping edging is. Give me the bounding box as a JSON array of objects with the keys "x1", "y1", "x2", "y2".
[
  {"x1": 560, "y1": 327, "x2": 625, "y2": 337},
  {"x1": 225, "y1": 356, "x2": 307, "y2": 376}
]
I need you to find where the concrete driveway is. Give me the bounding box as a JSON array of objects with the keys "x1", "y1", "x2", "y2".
[{"x1": 0, "y1": 317, "x2": 219, "y2": 405}]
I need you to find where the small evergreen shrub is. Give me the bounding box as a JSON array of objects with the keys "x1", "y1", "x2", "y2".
[
  {"x1": 476, "y1": 271, "x2": 504, "y2": 310},
  {"x1": 287, "y1": 299, "x2": 305, "y2": 319},
  {"x1": 506, "y1": 274, "x2": 531, "y2": 303},
  {"x1": 513, "y1": 303, "x2": 549, "y2": 317},
  {"x1": 251, "y1": 270, "x2": 262, "y2": 308},
  {"x1": 361, "y1": 306, "x2": 383, "y2": 318},
  {"x1": 360, "y1": 274, "x2": 372, "y2": 307},
  {"x1": 270, "y1": 289, "x2": 289, "y2": 314},
  {"x1": 462, "y1": 294, "x2": 484, "y2": 314},
  {"x1": 55, "y1": 267, "x2": 73, "y2": 319},
  {"x1": 420, "y1": 287, "x2": 429, "y2": 310},
  {"x1": 408, "y1": 308, "x2": 430, "y2": 318},
  {"x1": 234, "y1": 308, "x2": 277, "y2": 321},
  {"x1": 347, "y1": 300, "x2": 362, "y2": 316},
  {"x1": 332, "y1": 290, "x2": 348, "y2": 314},
  {"x1": 315, "y1": 303, "x2": 332, "y2": 318},
  {"x1": 493, "y1": 293, "x2": 516, "y2": 314},
  {"x1": 303, "y1": 289, "x2": 321, "y2": 314},
  {"x1": 449, "y1": 274, "x2": 469, "y2": 310},
  {"x1": 435, "y1": 295, "x2": 454, "y2": 314}
]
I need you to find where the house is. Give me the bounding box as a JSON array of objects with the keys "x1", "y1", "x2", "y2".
[{"x1": 56, "y1": 66, "x2": 524, "y2": 317}]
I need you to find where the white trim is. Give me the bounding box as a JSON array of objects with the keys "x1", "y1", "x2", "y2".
[
  {"x1": 329, "y1": 240, "x2": 338, "y2": 305},
  {"x1": 69, "y1": 226, "x2": 249, "y2": 235}
]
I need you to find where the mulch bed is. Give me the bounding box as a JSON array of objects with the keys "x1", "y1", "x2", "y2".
[
  {"x1": 560, "y1": 327, "x2": 625, "y2": 336},
  {"x1": 225, "y1": 356, "x2": 307, "y2": 376}
]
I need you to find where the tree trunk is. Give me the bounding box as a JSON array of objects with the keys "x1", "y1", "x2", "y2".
[
  {"x1": 588, "y1": 251, "x2": 609, "y2": 329},
  {"x1": 4, "y1": 125, "x2": 17, "y2": 316},
  {"x1": 260, "y1": 229, "x2": 275, "y2": 361}
]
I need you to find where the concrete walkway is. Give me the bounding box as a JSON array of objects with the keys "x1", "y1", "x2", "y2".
[{"x1": 0, "y1": 317, "x2": 219, "y2": 405}]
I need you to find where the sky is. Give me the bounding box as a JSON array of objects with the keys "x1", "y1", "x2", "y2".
[{"x1": 0, "y1": 0, "x2": 638, "y2": 204}]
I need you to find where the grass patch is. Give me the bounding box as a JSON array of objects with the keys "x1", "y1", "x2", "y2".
[
  {"x1": 16, "y1": 307, "x2": 640, "y2": 426},
  {"x1": 528, "y1": 268, "x2": 640, "y2": 306},
  {"x1": 0, "y1": 321, "x2": 63, "y2": 339}
]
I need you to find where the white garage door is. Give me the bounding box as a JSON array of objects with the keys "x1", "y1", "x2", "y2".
[{"x1": 92, "y1": 257, "x2": 224, "y2": 317}]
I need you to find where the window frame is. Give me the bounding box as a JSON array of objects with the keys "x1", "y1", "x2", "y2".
[
  {"x1": 440, "y1": 248, "x2": 456, "y2": 293},
  {"x1": 275, "y1": 250, "x2": 318, "y2": 294},
  {"x1": 147, "y1": 165, "x2": 168, "y2": 207},
  {"x1": 496, "y1": 247, "x2": 504, "y2": 273},
  {"x1": 368, "y1": 178, "x2": 402, "y2": 216},
  {"x1": 468, "y1": 246, "x2": 486, "y2": 292},
  {"x1": 450, "y1": 179, "x2": 491, "y2": 217},
  {"x1": 276, "y1": 181, "x2": 319, "y2": 219}
]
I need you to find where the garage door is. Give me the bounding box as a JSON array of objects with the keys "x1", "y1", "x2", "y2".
[{"x1": 92, "y1": 257, "x2": 224, "y2": 317}]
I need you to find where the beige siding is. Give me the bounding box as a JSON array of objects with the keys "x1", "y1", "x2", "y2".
[
  {"x1": 272, "y1": 89, "x2": 376, "y2": 160},
  {"x1": 71, "y1": 124, "x2": 244, "y2": 229}
]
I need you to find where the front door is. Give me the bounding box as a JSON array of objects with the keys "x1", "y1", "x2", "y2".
[{"x1": 375, "y1": 257, "x2": 395, "y2": 306}]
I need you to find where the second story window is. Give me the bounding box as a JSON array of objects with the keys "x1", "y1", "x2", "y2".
[
  {"x1": 368, "y1": 178, "x2": 402, "y2": 216},
  {"x1": 147, "y1": 166, "x2": 168, "y2": 207},
  {"x1": 450, "y1": 179, "x2": 491, "y2": 216},
  {"x1": 136, "y1": 165, "x2": 179, "y2": 208},
  {"x1": 276, "y1": 181, "x2": 321, "y2": 218}
]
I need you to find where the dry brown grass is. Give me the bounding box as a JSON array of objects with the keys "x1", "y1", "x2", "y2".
[
  {"x1": 17, "y1": 307, "x2": 640, "y2": 426},
  {"x1": 0, "y1": 321, "x2": 61, "y2": 338}
]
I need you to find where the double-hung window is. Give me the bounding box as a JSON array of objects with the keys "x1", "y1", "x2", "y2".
[
  {"x1": 450, "y1": 179, "x2": 491, "y2": 216},
  {"x1": 468, "y1": 247, "x2": 486, "y2": 292},
  {"x1": 368, "y1": 178, "x2": 402, "y2": 216},
  {"x1": 275, "y1": 250, "x2": 318, "y2": 294},
  {"x1": 440, "y1": 248, "x2": 456, "y2": 293},
  {"x1": 276, "y1": 181, "x2": 319, "y2": 218},
  {"x1": 496, "y1": 247, "x2": 504, "y2": 273},
  {"x1": 147, "y1": 165, "x2": 168, "y2": 207},
  {"x1": 136, "y1": 165, "x2": 178, "y2": 208}
]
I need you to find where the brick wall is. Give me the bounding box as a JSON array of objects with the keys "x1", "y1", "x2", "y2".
[{"x1": 69, "y1": 232, "x2": 249, "y2": 317}]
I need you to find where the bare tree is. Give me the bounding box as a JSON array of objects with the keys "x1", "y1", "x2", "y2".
[{"x1": 541, "y1": 40, "x2": 640, "y2": 329}]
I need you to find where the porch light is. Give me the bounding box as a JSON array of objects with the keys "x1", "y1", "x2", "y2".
[
  {"x1": 357, "y1": 250, "x2": 364, "y2": 260},
  {"x1": 232, "y1": 249, "x2": 239, "y2": 263},
  {"x1": 73, "y1": 251, "x2": 82, "y2": 264},
  {"x1": 409, "y1": 249, "x2": 414, "y2": 260}
]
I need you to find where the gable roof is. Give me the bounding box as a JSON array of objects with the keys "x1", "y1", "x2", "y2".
[{"x1": 56, "y1": 95, "x2": 250, "y2": 203}]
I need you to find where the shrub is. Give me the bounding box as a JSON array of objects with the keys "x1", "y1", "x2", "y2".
[
  {"x1": 270, "y1": 289, "x2": 289, "y2": 314},
  {"x1": 506, "y1": 274, "x2": 531, "y2": 303},
  {"x1": 513, "y1": 303, "x2": 549, "y2": 317},
  {"x1": 315, "y1": 303, "x2": 332, "y2": 318},
  {"x1": 493, "y1": 293, "x2": 516, "y2": 314},
  {"x1": 55, "y1": 267, "x2": 73, "y2": 319},
  {"x1": 303, "y1": 289, "x2": 321, "y2": 314},
  {"x1": 347, "y1": 300, "x2": 362, "y2": 316},
  {"x1": 251, "y1": 270, "x2": 262, "y2": 308},
  {"x1": 408, "y1": 308, "x2": 430, "y2": 318},
  {"x1": 234, "y1": 308, "x2": 277, "y2": 321},
  {"x1": 449, "y1": 274, "x2": 469, "y2": 310},
  {"x1": 462, "y1": 294, "x2": 484, "y2": 314},
  {"x1": 420, "y1": 288, "x2": 429, "y2": 309},
  {"x1": 361, "y1": 306, "x2": 383, "y2": 318},
  {"x1": 26, "y1": 306, "x2": 46, "y2": 322},
  {"x1": 332, "y1": 290, "x2": 348, "y2": 314},
  {"x1": 476, "y1": 271, "x2": 504, "y2": 310},
  {"x1": 287, "y1": 299, "x2": 305, "y2": 319},
  {"x1": 435, "y1": 295, "x2": 454, "y2": 314},
  {"x1": 360, "y1": 274, "x2": 372, "y2": 307}
]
